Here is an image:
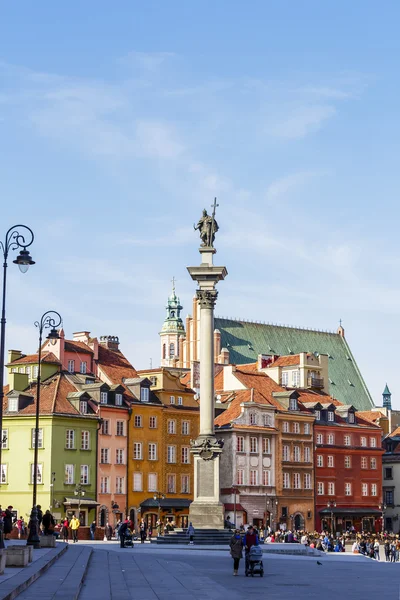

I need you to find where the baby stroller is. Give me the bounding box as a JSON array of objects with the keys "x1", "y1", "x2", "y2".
[
  {"x1": 123, "y1": 529, "x2": 134, "y2": 548},
  {"x1": 245, "y1": 545, "x2": 264, "y2": 577}
]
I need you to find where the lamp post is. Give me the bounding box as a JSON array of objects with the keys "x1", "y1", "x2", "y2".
[
  {"x1": 74, "y1": 484, "x2": 86, "y2": 524},
  {"x1": 379, "y1": 503, "x2": 387, "y2": 533},
  {"x1": 327, "y1": 500, "x2": 336, "y2": 535},
  {"x1": 290, "y1": 514, "x2": 294, "y2": 531},
  {"x1": 0, "y1": 225, "x2": 34, "y2": 550},
  {"x1": 153, "y1": 491, "x2": 165, "y2": 526},
  {"x1": 27, "y1": 311, "x2": 62, "y2": 547},
  {"x1": 232, "y1": 485, "x2": 239, "y2": 527}
]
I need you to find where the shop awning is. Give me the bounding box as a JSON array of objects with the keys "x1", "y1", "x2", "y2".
[
  {"x1": 140, "y1": 498, "x2": 191, "y2": 510},
  {"x1": 319, "y1": 507, "x2": 382, "y2": 516},
  {"x1": 64, "y1": 498, "x2": 99, "y2": 507},
  {"x1": 224, "y1": 503, "x2": 245, "y2": 512}
]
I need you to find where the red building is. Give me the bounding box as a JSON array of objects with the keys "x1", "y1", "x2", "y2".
[{"x1": 302, "y1": 400, "x2": 384, "y2": 533}]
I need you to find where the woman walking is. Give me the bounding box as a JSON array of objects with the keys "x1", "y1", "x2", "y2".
[
  {"x1": 230, "y1": 529, "x2": 243, "y2": 576},
  {"x1": 62, "y1": 518, "x2": 69, "y2": 543}
]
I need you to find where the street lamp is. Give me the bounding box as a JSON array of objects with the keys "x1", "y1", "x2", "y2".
[
  {"x1": 379, "y1": 503, "x2": 387, "y2": 533},
  {"x1": 74, "y1": 484, "x2": 86, "y2": 523},
  {"x1": 327, "y1": 500, "x2": 336, "y2": 535},
  {"x1": 153, "y1": 491, "x2": 165, "y2": 528},
  {"x1": 27, "y1": 311, "x2": 62, "y2": 547},
  {"x1": 0, "y1": 225, "x2": 34, "y2": 550}
]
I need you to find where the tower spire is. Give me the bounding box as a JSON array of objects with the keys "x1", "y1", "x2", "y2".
[
  {"x1": 383, "y1": 383, "x2": 392, "y2": 410},
  {"x1": 159, "y1": 280, "x2": 186, "y2": 367}
]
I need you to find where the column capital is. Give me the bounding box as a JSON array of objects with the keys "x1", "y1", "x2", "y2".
[{"x1": 196, "y1": 289, "x2": 218, "y2": 309}]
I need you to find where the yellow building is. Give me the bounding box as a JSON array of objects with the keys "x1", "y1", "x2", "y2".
[{"x1": 126, "y1": 368, "x2": 198, "y2": 529}]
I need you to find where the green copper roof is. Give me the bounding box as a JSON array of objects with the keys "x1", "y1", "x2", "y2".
[
  {"x1": 214, "y1": 318, "x2": 374, "y2": 411},
  {"x1": 383, "y1": 383, "x2": 391, "y2": 395}
]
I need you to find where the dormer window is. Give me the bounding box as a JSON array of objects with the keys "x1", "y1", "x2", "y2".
[
  {"x1": 348, "y1": 412, "x2": 355, "y2": 424},
  {"x1": 150, "y1": 376, "x2": 157, "y2": 386},
  {"x1": 170, "y1": 396, "x2": 175, "y2": 404},
  {"x1": 292, "y1": 370, "x2": 300, "y2": 387},
  {"x1": 80, "y1": 361, "x2": 87, "y2": 374},
  {"x1": 249, "y1": 412, "x2": 257, "y2": 425},
  {"x1": 315, "y1": 410, "x2": 321, "y2": 420},
  {"x1": 140, "y1": 388, "x2": 149, "y2": 402},
  {"x1": 100, "y1": 392, "x2": 108, "y2": 404},
  {"x1": 80, "y1": 401, "x2": 88, "y2": 414},
  {"x1": 289, "y1": 398, "x2": 298, "y2": 411},
  {"x1": 282, "y1": 371, "x2": 289, "y2": 386},
  {"x1": 177, "y1": 396, "x2": 183, "y2": 405},
  {"x1": 8, "y1": 397, "x2": 18, "y2": 412},
  {"x1": 263, "y1": 414, "x2": 272, "y2": 427},
  {"x1": 115, "y1": 393, "x2": 123, "y2": 406},
  {"x1": 328, "y1": 411, "x2": 334, "y2": 422}
]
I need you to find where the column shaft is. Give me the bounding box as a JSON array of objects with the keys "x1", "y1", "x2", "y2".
[{"x1": 199, "y1": 304, "x2": 214, "y2": 435}]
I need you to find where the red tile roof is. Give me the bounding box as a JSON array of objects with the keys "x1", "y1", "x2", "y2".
[
  {"x1": 267, "y1": 355, "x2": 300, "y2": 368},
  {"x1": 8, "y1": 352, "x2": 61, "y2": 365},
  {"x1": 389, "y1": 426, "x2": 400, "y2": 437},
  {"x1": 97, "y1": 345, "x2": 138, "y2": 386},
  {"x1": 357, "y1": 410, "x2": 386, "y2": 424},
  {"x1": 64, "y1": 341, "x2": 93, "y2": 354}
]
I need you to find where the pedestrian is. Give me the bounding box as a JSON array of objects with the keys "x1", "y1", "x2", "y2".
[
  {"x1": 384, "y1": 540, "x2": 391, "y2": 561},
  {"x1": 90, "y1": 520, "x2": 96, "y2": 541},
  {"x1": 244, "y1": 525, "x2": 259, "y2": 572},
  {"x1": 36, "y1": 505, "x2": 43, "y2": 532},
  {"x1": 156, "y1": 519, "x2": 163, "y2": 537},
  {"x1": 3, "y1": 506, "x2": 13, "y2": 540},
  {"x1": 16, "y1": 517, "x2": 24, "y2": 539},
  {"x1": 42, "y1": 510, "x2": 55, "y2": 535},
  {"x1": 119, "y1": 519, "x2": 129, "y2": 549},
  {"x1": 106, "y1": 522, "x2": 113, "y2": 541},
  {"x1": 391, "y1": 540, "x2": 397, "y2": 562},
  {"x1": 139, "y1": 519, "x2": 147, "y2": 543},
  {"x1": 187, "y1": 522, "x2": 195, "y2": 545},
  {"x1": 70, "y1": 514, "x2": 80, "y2": 543},
  {"x1": 374, "y1": 538, "x2": 380, "y2": 561},
  {"x1": 230, "y1": 529, "x2": 243, "y2": 576},
  {"x1": 62, "y1": 518, "x2": 69, "y2": 543}
]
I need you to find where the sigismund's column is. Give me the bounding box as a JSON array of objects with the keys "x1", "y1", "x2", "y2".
[{"x1": 187, "y1": 202, "x2": 227, "y2": 529}]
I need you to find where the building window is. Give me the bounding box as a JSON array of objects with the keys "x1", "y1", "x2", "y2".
[
  {"x1": 141, "y1": 388, "x2": 149, "y2": 402},
  {"x1": 371, "y1": 483, "x2": 377, "y2": 496},
  {"x1": 168, "y1": 420, "x2": 176, "y2": 434},
  {"x1": 181, "y1": 447, "x2": 190, "y2": 464},
  {"x1": 116, "y1": 449, "x2": 124, "y2": 464},
  {"x1": 115, "y1": 476, "x2": 125, "y2": 494},
  {"x1": 133, "y1": 443, "x2": 142, "y2": 460},
  {"x1": 177, "y1": 396, "x2": 183, "y2": 405},
  {"x1": 31, "y1": 463, "x2": 43, "y2": 484},
  {"x1": 148, "y1": 473, "x2": 157, "y2": 492},
  {"x1": 101, "y1": 420, "x2": 110, "y2": 435},
  {"x1": 344, "y1": 435, "x2": 351, "y2": 446},
  {"x1": 8, "y1": 397, "x2": 18, "y2": 412},
  {"x1": 65, "y1": 464, "x2": 74, "y2": 484},
  {"x1": 68, "y1": 360, "x2": 75, "y2": 373},
  {"x1": 263, "y1": 414, "x2": 272, "y2": 427},
  {"x1": 181, "y1": 475, "x2": 190, "y2": 493},
  {"x1": 283, "y1": 445, "x2": 290, "y2": 461},
  {"x1": 18, "y1": 367, "x2": 24, "y2": 373},
  {"x1": 170, "y1": 396, "x2": 175, "y2": 404},
  {"x1": 328, "y1": 482, "x2": 335, "y2": 495},
  {"x1": 385, "y1": 467, "x2": 393, "y2": 479},
  {"x1": 162, "y1": 344, "x2": 166, "y2": 359},
  {"x1": 134, "y1": 415, "x2": 142, "y2": 427},
  {"x1": 66, "y1": 429, "x2": 75, "y2": 449},
  {"x1": 100, "y1": 392, "x2": 108, "y2": 404},
  {"x1": 283, "y1": 473, "x2": 290, "y2": 489},
  {"x1": 31, "y1": 428, "x2": 43, "y2": 449},
  {"x1": 167, "y1": 445, "x2": 176, "y2": 463},
  {"x1": 115, "y1": 393, "x2": 123, "y2": 406},
  {"x1": 362, "y1": 483, "x2": 368, "y2": 496},
  {"x1": 133, "y1": 472, "x2": 142, "y2": 491},
  {"x1": 169, "y1": 343, "x2": 175, "y2": 358},
  {"x1": 33, "y1": 365, "x2": 39, "y2": 379},
  {"x1": 249, "y1": 412, "x2": 257, "y2": 425},
  {"x1": 316, "y1": 433, "x2": 323, "y2": 444},
  {"x1": 361, "y1": 457, "x2": 367, "y2": 469},
  {"x1": 328, "y1": 411, "x2": 334, "y2": 422},
  {"x1": 344, "y1": 456, "x2": 351, "y2": 468},
  {"x1": 282, "y1": 422, "x2": 289, "y2": 433},
  {"x1": 80, "y1": 401, "x2": 88, "y2": 414},
  {"x1": 263, "y1": 470, "x2": 271, "y2": 486},
  {"x1": 182, "y1": 421, "x2": 190, "y2": 435},
  {"x1": 327, "y1": 455, "x2": 334, "y2": 468},
  {"x1": 282, "y1": 371, "x2": 289, "y2": 386},
  {"x1": 317, "y1": 455, "x2": 323, "y2": 467},
  {"x1": 293, "y1": 422, "x2": 300, "y2": 434},
  {"x1": 385, "y1": 490, "x2": 394, "y2": 505},
  {"x1": 81, "y1": 431, "x2": 90, "y2": 450},
  {"x1": 80, "y1": 465, "x2": 89, "y2": 485},
  {"x1": 250, "y1": 437, "x2": 258, "y2": 453},
  {"x1": 315, "y1": 410, "x2": 321, "y2": 421},
  {"x1": 80, "y1": 361, "x2": 87, "y2": 374},
  {"x1": 289, "y1": 397, "x2": 298, "y2": 411},
  {"x1": 370, "y1": 458, "x2": 377, "y2": 469},
  {"x1": 148, "y1": 443, "x2": 157, "y2": 461},
  {"x1": 304, "y1": 473, "x2": 311, "y2": 489},
  {"x1": 317, "y1": 482, "x2": 324, "y2": 495},
  {"x1": 293, "y1": 473, "x2": 301, "y2": 489},
  {"x1": 237, "y1": 469, "x2": 244, "y2": 485},
  {"x1": 360, "y1": 436, "x2": 367, "y2": 447},
  {"x1": 167, "y1": 474, "x2": 176, "y2": 493},
  {"x1": 348, "y1": 412, "x2": 355, "y2": 423},
  {"x1": 327, "y1": 434, "x2": 334, "y2": 445},
  {"x1": 116, "y1": 421, "x2": 124, "y2": 436},
  {"x1": 345, "y1": 482, "x2": 352, "y2": 496},
  {"x1": 250, "y1": 470, "x2": 258, "y2": 486},
  {"x1": 263, "y1": 438, "x2": 270, "y2": 454},
  {"x1": 100, "y1": 448, "x2": 109, "y2": 464},
  {"x1": 1, "y1": 429, "x2": 8, "y2": 449},
  {"x1": 292, "y1": 371, "x2": 300, "y2": 387},
  {"x1": 293, "y1": 446, "x2": 300, "y2": 462},
  {"x1": 149, "y1": 416, "x2": 157, "y2": 429},
  {"x1": 370, "y1": 437, "x2": 377, "y2": 448},
  {"x1": 304, "y1": 423, "x2": 310, "y2": 435},
  {"x1": 26, "y1": 366, "x2": 31, "y2": 377},
  {"x1": 100, "y1": 476, "x2": 110, "y2": 494},
  {"x1": 304, "y1": 447, "x2": 311, "y2": 462}
]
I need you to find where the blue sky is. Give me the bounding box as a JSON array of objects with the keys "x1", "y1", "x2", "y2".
[{"x1": 1, "y1": 1, "x2": 400, "y2": 406}]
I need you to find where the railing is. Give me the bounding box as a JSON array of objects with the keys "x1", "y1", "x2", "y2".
[{"x1": 307, "y1": 376, "x2": 324, "y2": 389}]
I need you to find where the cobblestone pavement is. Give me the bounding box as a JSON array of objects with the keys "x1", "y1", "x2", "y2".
[{"x1": 78, "y1": 545, "x2": 400, "y2": 600}]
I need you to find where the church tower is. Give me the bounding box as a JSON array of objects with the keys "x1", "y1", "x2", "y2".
[
  {"x1": 160, "y1": 279, "x2": 186, "y2": 367},
  {"x1": 383, "y1": 383, "x2": 392, "y2": 410}
]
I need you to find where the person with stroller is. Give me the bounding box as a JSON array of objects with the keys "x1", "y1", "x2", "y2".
[
  {"x1": 244, "y1": 526, "x2": 259, "y2": 571},
  {"x1": 230, "y1": 529, "x2": 243, "y2": 576},
  {"x1": 119, "y1": 519, "x2": 130, "y2": 549}
]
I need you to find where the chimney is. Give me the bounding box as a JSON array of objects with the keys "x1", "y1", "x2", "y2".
[
  {"x1": 214, "y1": 329, "x2": 221, "y2": 358},
  {"x1": 8, "y1": 350, "x2": 22, "y2": 364},
  {"x1": 219, "y1": 348, "x2": 230, "y2": 365},
  {"x1": 100, "y1": 335, "x2": 120, "y2": 351},
  {"x1": 73, "y1": 331, "x2": 90, "y2": 344}
]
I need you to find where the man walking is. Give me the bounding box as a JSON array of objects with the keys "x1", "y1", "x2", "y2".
[
  {"x1": 118, "y1": 519, "x2": 129, "y2": 549},
  {"x1": 90, "y1": 520, "x2": 96, "y2": 541},
  {"x1": 70, "y1": 515, "x2": 80, "y2": 543}
]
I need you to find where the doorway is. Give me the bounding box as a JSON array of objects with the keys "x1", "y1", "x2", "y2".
[{"x1": 294, "y1": 513, "x2": 304, "y2": 530}]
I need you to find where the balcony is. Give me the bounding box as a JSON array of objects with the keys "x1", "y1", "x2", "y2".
[{"x1": 307, "y1": 376, "x2": 324, "y2": 389}]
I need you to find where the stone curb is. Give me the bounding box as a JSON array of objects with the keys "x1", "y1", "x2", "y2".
[
  {"x1": 0, "y1": 544, "x2": 68, "y2": 600},
  {"x1": 52, "y1": 546, "x2": 93, "y2": 600}
]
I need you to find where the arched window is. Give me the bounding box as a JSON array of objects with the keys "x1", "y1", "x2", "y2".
[
  {"x1": 162, "y1": 344, "x2": 166, "y2": 359},
  {"x1": 169, "y1": 343, "x2": 175, "y2": 358}
]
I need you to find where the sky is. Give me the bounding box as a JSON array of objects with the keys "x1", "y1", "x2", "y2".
[{"x1": 1, "y1": 1, "x2": 400, "y2": 407}]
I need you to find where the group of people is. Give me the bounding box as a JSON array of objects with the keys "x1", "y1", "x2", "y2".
[{"x1": 229, "y1": 525, "x2": 260, "y2": 576}]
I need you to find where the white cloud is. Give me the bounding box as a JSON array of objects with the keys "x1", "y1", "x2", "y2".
[
  {"x1": 270, "y1": 105, "x2": 337, "y2": 139},
  {"x1": 266, "y1": 171, "x2": 320, "y2": 202},
  {"x1": 119, "y1": 51, "x2": 175, "y2": 71},
  {"x1": 135, "y1": 121, "x2": 184, "y2": 159}
]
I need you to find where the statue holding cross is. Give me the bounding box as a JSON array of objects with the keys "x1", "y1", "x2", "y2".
[{"x1": 194, "y1": 198, "x2": 219, "y2": 247}]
